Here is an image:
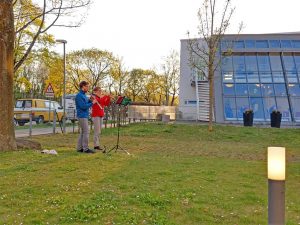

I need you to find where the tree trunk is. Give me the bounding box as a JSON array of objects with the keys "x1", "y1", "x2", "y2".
[
  {"x1": 0, "y1": 0, "x2": 17, "y2": 151},
  {"x1": 170, "y1": 93, "x2": 175, "y2": 106},
  {"x1": 208, "y1": 64, "x2": 214, "y2": 132}
]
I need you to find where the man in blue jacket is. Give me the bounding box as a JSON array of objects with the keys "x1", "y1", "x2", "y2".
[{"x1": 76, "y1": 81, "x2": 97, "y2": 153}]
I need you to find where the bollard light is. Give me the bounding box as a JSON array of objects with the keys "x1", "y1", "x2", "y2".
[
  {"x1": 268, "y1": 147, "x2": 286, "y2": 225},
  {"x1": 268, "y1": 147, "x2": 286, "y2": 180}
]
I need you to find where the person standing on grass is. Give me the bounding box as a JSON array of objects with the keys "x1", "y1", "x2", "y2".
[
  {"x1": 91, "y1": 87, "x2": 111, "y2": 152},
  {"x1": 76, "y1": 81, "x2": 97, "y2": 154}
]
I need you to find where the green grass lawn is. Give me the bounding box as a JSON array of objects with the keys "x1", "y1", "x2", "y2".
[{"x1": 1, "y1": 123, "x2": 299, "y2": 224}]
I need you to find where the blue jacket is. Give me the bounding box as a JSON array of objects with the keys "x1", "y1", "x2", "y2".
[{"x1": 75, "y1": 90, "x2": 93, "y2": 118}]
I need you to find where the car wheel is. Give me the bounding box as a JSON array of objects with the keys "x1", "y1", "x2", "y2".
[
  {"x1": 36, "y1": 116, "x2": 44, "y2": 124},
  {"x1": 18, "y1": 122, "x2": 25, "y2": 126}
]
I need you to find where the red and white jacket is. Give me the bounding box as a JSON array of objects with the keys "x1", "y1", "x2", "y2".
[{"x1": 91, "y1": 95, "x2": 111, "y2": 117}]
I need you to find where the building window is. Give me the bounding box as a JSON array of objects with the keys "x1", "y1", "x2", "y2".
[
  {"x1": 250, "y1": 97, "x2": 265, "y2": 120},
  {"x1": 261, "y1": 83, "x2": 275, "y2": 96},
  {"x1": 286, "y1": 71, "x2": 298, "y2": 83},
  {"x1": 272, "y1": 72, "x2": 285, "y2": 83},
  {"x1": 233, "y1": 54, "x2": 246, "y2": 73},
  {"x1": 292, "y1": 40, "x2": 300, "y2": 48},
  {"x1": 281, "y1": 40, "x2": 292, "y2": 48},
  {"x1": 274, "y1": 84, "x2": 287, "y2": 96},
  {"x1": 248, "y1": 84, "x2": 261, "y2": 96},
  {"x1": 234, "y1": 40, "x2": 245, "y2": 48},
  {"x1": 245, "y1": 40, "x2": 255, "y2": 48},
  {"x1": 223, "y1": 84, "x2": 235, "y2": 95},
  {"x1": 257, "y1": 53, "x2": 271, "y2": 72},
  {"x1": 276, "y1": 97, "x2": 291, "y2": 121},
  {"x1": 224, "y1": 97, "x2": 237, "y2": 119},
  {"x1": 221, "y1": 49, "x2": 297, "y2": 123},
  {"x1": 269, "y1": 40, "x2": 281, "y2": 48},
  {"x1": 290, "y1": 98, "x2": 300, "y2": 121},
  {"x1": 283, "y1": 54, "x2": 296, "y2": 72},
  {"x1": 256, "y1": 40, "x2": 269, "y2": 48},
  {"x1": 288, "y1": 84, "x2": 300, "y2": 96},
  {"x1": 235, "y1": 84, "x2": 248, "y2": 96},
  {"x1": 236, "y1": 97, "x2": 249, "y2": 120},
  {"x1": 263, "y1": 98, "x2": 277, "y2": 120}
]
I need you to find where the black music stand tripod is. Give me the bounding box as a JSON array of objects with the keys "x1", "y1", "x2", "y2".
[{"x1": 107, "y1": 96, "x2": 130, "y2": 155}]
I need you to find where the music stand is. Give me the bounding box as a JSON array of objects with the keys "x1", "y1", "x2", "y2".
[{"x1": 107, "y1": 96, "x2": 131, "y2": 155}]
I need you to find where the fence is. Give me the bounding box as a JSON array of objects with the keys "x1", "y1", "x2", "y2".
[{"x1": 14, "y1": 103, "x2": 130, "y2": 137}]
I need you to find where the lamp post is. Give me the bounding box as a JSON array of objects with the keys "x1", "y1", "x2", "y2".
[
  {"x1": 268, "y1": 147, "x2": 286, "y2": 225},
  {"x1": 56, "y1": 39, "x2": 67, "y2": 134}
]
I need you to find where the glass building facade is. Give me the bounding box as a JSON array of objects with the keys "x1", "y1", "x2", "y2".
[{"x1": 221, "y1": 39, "x2": 300, "y2": 123}]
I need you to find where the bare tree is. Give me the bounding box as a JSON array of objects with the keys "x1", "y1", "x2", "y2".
[
  {"x1": 13, "y1": 0, "x2": 91, "y2": 72},
  {"x1": 188, "y1": 0, "x2": 242, "y2": 131},
  {"x1": 0, "y1": 0, "x2": 17, "y2": 150},
  {"x1": 161, "y1": 50, "x2": 180, "y2": 106}
]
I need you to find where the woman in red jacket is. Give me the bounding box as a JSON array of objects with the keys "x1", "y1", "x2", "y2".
[{"x1": 91, "y1": 87, "x2": 111, "y2": 152}]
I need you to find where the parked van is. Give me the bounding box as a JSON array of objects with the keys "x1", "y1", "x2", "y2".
[{"x1": 14, "y1": 99, "x2": 64, "y2": 126}]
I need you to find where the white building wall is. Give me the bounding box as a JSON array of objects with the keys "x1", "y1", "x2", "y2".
[{"x1": 178, "y1": 40, "x2": 197, "y2": 120}]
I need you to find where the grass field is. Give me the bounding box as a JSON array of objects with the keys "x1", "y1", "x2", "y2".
[{"x1": 0, "y1": 123, "x2": 299, "y2": 224}]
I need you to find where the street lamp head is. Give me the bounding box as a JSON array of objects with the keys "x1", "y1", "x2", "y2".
[
  {"x1": 56, "y1": 39, "x2": 67, "y2": 44},
  {"x1": 268, "y1": 147, "x2": 286, "y2": 181}
]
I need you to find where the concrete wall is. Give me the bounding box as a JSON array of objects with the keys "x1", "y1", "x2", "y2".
[
  {"x1": 178, "y1": 40, "x2": 197, "y2": 120},
  {"x1": 128, "y1": 105, "x2": 176, "y2": 120}
]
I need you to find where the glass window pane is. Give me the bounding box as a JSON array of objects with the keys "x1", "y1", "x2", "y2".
[
  {"x1": 288, "y1": 84, "x2": 300, "y2": 96},
  {"x1": 235, "y1": 72, "x2": 247, "y2": 83},
  {"x1": 234, "y1": 41, "x2": 244, "y2": 48},
  {"x1": 233, "y1": 54, "x2": 246, "y2": 72},
  {"x1": 269, "y1": 40, "x2": 281, "y2": 48},
  {"x1": 235, "y1": 84, "x2": 248, "y2": 96},
  {"x1": 248, "y1": 84, "x2": 261, "y2": 96},
  {"x1": 256, "y1": 40, "x2": 269, "y2": 48},
  {"x1": 276, "y1": 97, "x2": 291, "y2": 121},
  {"x1": 25, "y1": 100, "x2": 32, "y2": 108},
  {"x1": 290, "y1": 98, "x2": 300, "y2": 121},
  {"x1": 245, "y1": 55, "x2": 258, "y2": 72},
  {"x1": 224, "y1": 98, "x2": 237, "y2": 119},
  {"x1": 221, "y1": 40, "x2": 232, "y2": 50},
  {"x1": 260, "y1": 72, "x2": 272, "y2": 83},
  {"x1": 283, "y1": 54, "x2": 296, "y2": 72},
  {"x1": 247, "y1": 72, "x2": 259, "y2": 83},
  {"x1": 236, "y1": 98, "x2": 249, "y2": 119},
  {"x1": 281, "y1": 40, "x2": 292, "y2": 48},
  {"x1": 257, "y1": 54, "x2": 271, "y2": 72},
  {"x1": 250, "y1": 97, "x2": 265, "y2": 120},
  {"x1": 269, "y1": 53, "x2": 283, "y2": 72},
  {"x1": 272, "y1": 72, "x2": 285, "y2": 83},
  {"x1": 245, "y1": 40, "x2": 255, "y2": 48},
  {"x1": 263, "y1": 98, "x2": 277, "y2": 121},
  {"x1": 292, "y1": 40, "x2": 300, "y2": 48},
  {"x1": 223, "y1": 72, "x2": 234, "y2": 83},
  {"x1": 294, "y1": 53, "x2": 300, "y2": 71},
  {"x1": 261, "y1": 83, "x2": 274, "y2": 96},
  {"x1": 274, "y1": 84, "x2": 287, "y2": 96},
  {"x1": 222, "y1": 56, "x2": 233, "y2": 71},
  {"x1": 223, "y1": 84, "x2": 235, "y2": 95},
  {"x1": 286, "y1": 71, "x2": 298, "y2": 83}
]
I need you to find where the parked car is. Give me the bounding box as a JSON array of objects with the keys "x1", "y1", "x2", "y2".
[
  {"x1": 62, "y1": 94, "x2": 91, "y2": 123},
  {"x1": 14, "y1": 99, "x2": 64, "y2": 126}
]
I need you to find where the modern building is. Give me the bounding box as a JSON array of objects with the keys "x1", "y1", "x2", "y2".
[{"x1": 179, "y1": 33, "x2": 300, "y2": 125}]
